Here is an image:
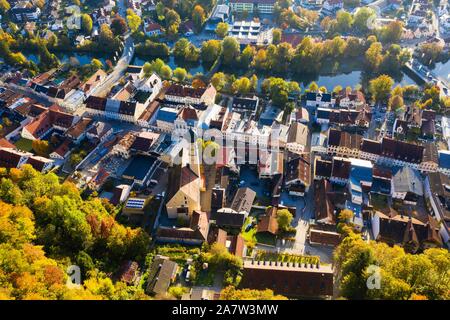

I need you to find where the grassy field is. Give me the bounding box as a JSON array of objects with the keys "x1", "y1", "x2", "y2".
[
  {"x1": 14, "y1": 138, "x2": 33, "y2": 152},
  {"x1": 241, "y1": 216, "x2": 277, "y2": 247}
]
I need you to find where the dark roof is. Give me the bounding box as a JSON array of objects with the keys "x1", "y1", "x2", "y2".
[
  {"x1": 0, "y1": 148, "x2": 23, "y2": 168},
  {"x1": 85, "y1": 95, "x2": 107, "y2": 111},
  {"x1": 157, "y1": 211, "x2": 209, "y2": 242},
  {"x1": 306, "y1": 92, "x2": 331, "y2": 102},
  {"x1": 257, "y1": 206, "x2": 279, "y2": 235},
  {"x1": 422, "y1": 142, "x2": 438, "y2": 164},
  {"x1": 309, "y1": 229, "x2": 341, "y2": 246},
  {"x1": 239, "y1": 260, "x2": 333, "y2": 297},
  {"x1": 165, "y1": 83, "x2": 206, "y2": 99},
  {"x1": 285, "y1": 154, "x2": 310, "y2": 186},
  {"x1": 328, "y1": 129, "x2": 362, "y2": 150},
  {"x1": 360, "y1": 139, "x2": 382, "y2": 155},
  {"x1": 26, "y1": 156, "x2": 49, "y2": 172},
  {"x1": 314, "y1": 180, "x2": 336, "y2": 224},
  {"x1": 230, "y1": 187, "x2": 256, "y2": 214},
  {"x1": 231, "y1": 96, "x2": 259, "y2": 112},
  {"x1": 376, "y1": 212, "x2": 442, "y2": 251},
  {"x1": 122, "y1": 155, "x2": 156, "y2": 181},
  {"x1": 315, "y1": 158, "x2": 332, "y2": 178},
  {"x1": 381, "y1": 138, "x2": 424, "y2": 163},
  {"x1": 147, "y1": 256, "x2": 178, "y2": 294},
  {"x1": 215, "y1": 211, "x2": 246, "y2": 228},
  {"x1": 331, "y1": 158, "x2": 351, "y2": 180},
  {"x1": 211, "y1": 188, "x2": 225, "y2": 210}
]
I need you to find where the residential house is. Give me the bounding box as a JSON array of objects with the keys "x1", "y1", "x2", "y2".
[
  {"x1": 86, "y1": 121, "x2": 113, "y2": 143},
  {"x1": 81, "y1": 69, "x2": 107, "y2": 96},
  {"x1": 11, "y1": 2, "x2": 41, "y2": 22},
  {"x1": 371, "y1": 211, "x2": 442, "y2": 253},
  {"x1": 146, "y1": 255, "x2": 178, "y2": 295},
  {"x1": 230, "y1": 187, "x2": 256, "y2": 215},
  {"x1": 21, "y1": 106, "x2": 79, "y2": 140},
  {"x1": 144, "y1": 22, "x2": 163, "y2": 37},
  {"x1": 258, "y1": 149, "x2": 284, "y2": 179},
  {"x1": 166, "y1": 160, "x2": 201, "y2": 219},
  {"x1": 214, "y1": 208, "x2": 247, "y2": 229},
  {"x1": 156, "y1": 211, "x2": 209, "y2": 245},
  {"x1": 330, "y1": 157, "x2": 351, "y2": 185},
  {"x1": 334, "y1": 89, "x2": 366, "y2": 109},
  {"x1": 256, "y1": 206, "x2": 279, "y2": 236},
  {"x1": 327, "y1": 129, "x2": 362, "y2": 158},
  {"x1": 313, "y1": 179, "x2": 336, "y2": 225},
  {"x1": 110, "y1": 184, "x2": 132, "y2": 206},
  {"x1": 286, "y1": 122, "x2": 309, "y2": 154},
  {"x1": 391, "y1": 167, "x2": 424, "y2": 205},
  {"x1": 424, "y1": 172, "x2": 450, "y2": 245},
  {"x1": 65, "y1": 117, "x2": 93, "y2": 144},
  {"x1": 314, "y1": 157, "x2": 332, "y2": 180},
  {"x1": 230, "y1": 96, "x2": 259, "y2": 116},
  {"x1": 164, "y1": 83, "x2": 216, "y2": 107},
  {"x1": 306, "y1": 92, "x2": 333, "y2": 108},
  {"x1": 285, "y1": 153, "x2": 311, "y2": 196}
]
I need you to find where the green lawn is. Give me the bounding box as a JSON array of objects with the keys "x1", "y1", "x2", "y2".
[
  {"x1": 241, "y1": 216, "x2": 277, "y2": 246},
  {"x1": 255, "y1": 233, "x2": 276, "y2": 246},
  {"x1": 371, "y1": 194, "x2": 389, "y2": 211},
  {"x1": 195, "y1": 268, "x2": 216, "y2": 286},
  {"x1": 241, "y1": 216, "x2": 257, "y2": 247},
  {"x1": 14, "y1": 138, "x2": 33, "y2": 152}
]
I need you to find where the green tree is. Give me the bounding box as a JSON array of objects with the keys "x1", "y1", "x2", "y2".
[
  {"x1": 239, "y1": 45, "x2": 255, "y2": 68},
  {"x1": 32, "y1": 140, "x2": 50, "y2": 156},
  {"x1": 365, "y1": 41, "x2": 383, "y2": 72},
  {"x1": 369, "y1": 74, "x2": 394, "y2": 103},
  {"x1": 232, "y1": 77, "x2": 251, "y2": 94},
  {"x1": 90, "y1": 58, "x2": 103, "y2": 71},
  {"x1": 276, "y1": 209, "x2": 293, "y2": 232},
  {"x1": 215, "y1": 22, "x2": 229, "y2": 38},
  {"x1": 353, "y1": 7, "x2": 376, "y2": 34},
  {"x1": 336, "y1": 10, "x2": 353, "y2": 33},
  {"x1": 165, "y1": 9, "x2": 181, "y2": 27},
  {"x1": 159, "y1": 64, "x2": 172, "y2": 79},
  {"x1": 380, "y1": 20, "x2": 403, "y2": 44},
  {"x1": 388, "y1": 94, "x2": 404, "y2": 111},
  {"x1": 110, "y1": 15, "x2": 128, "y2": 36},
  {"x1": 81, "y1": 14, "x2": 93, "y2": 34},
  {"x1": 192, "y1": 5, "x2": 206, "y2": 32},
  {"x1": 126, "y1": 9, "x2": 142, "y2": 33},
  {"x1": 221, "y1": 36, "x2": 240, "y2": 66},
  {"x1": 211, "y1": 72, "x2": 227, "y2": 91},
  {"x1": 201, "y1": 39, "x2": 221, "y2": 63},
  {"x1": 0, "y1": 0, "x2": 10, "y2": 13},
  {"x1": 308, "y1": 81, "x2": 319, "y2": 92},
  {"x1": 272, "y1": 28, "x2": 282, "y2": 44},
  {"x1": 173, "y1": 38, "x2": 190, "y2": 58},
  {"x1": 173, "y1": 67, "x2": 187, "y2": 82}
]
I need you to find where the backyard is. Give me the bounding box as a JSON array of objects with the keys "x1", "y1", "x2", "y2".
[{"x1": 241, "y1": 216, "x2": 277, "y2": 248}]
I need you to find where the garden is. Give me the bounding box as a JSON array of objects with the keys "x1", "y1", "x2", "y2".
[{"x1": 254, "y1": 250, "x2": 320, "y2": 265}]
